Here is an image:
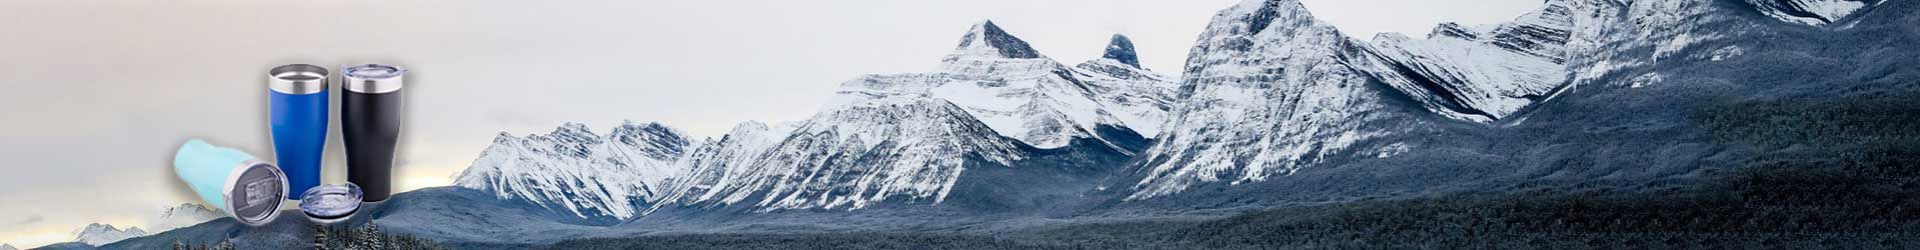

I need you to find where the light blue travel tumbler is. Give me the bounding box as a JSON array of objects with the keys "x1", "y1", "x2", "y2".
[
  {"x1": 173, "y1": 139, "x2": 287, "y2": 226},
  {"x1": 268, "y1": 64, "x2": 328, "y2": 200}
]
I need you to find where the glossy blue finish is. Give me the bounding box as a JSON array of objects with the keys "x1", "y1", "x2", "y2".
[{"x1": 270, "y1": 89, "x2": 327, "y2": 200}]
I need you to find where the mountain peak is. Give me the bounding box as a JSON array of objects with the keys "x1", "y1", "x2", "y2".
[
  {"x1": 543, "y1": 122, "x2": 603, "y2": 145},
  {"x1": 609, "y1": 121, "x2": 691, "y2": 159},
  {"x1": 160, "y1": 203, "x2": 214, "y2": 216},
  {"x1": 1102, "y1": 34, "x2": 1141, "y2": 68},
  {"x1": 553, "y1": 122, "x2": 594, "y2": 135},
  {"x1": 79, "y1": 223, "x2": 124, "y2": 232},
  {"x1": 151, "y1": 203, "x2": 221, "y2": 232},
  {"x1": 610, "y1": 120, "x2": 675, "y2": 137},
  {"x1": 1225, "y1": 0, "x2": 1319, "y2": 35},
  {"x1": 950, "y1": 20, "x2": 1042, "y2": 59},
  {"x1": 73, "y1": 223, "x2": 147, "y2": 246}
]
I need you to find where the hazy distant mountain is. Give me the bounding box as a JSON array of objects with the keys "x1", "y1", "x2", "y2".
[
  {"x1": 71, "y1": 223, "x2": 145, "y2": 246},
  {"x1": 148, "y1": 203, "x2": 221, "y2": 232}
]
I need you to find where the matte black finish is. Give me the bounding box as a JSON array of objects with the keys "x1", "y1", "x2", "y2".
[{"x1": 343, "y1": 89, "x2": 401, "y2": 202}]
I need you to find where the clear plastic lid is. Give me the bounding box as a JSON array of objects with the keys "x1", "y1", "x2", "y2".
[
  {"x1": 299, "y1": 183, "x2": 363, "y2": 223},
  {"x1": 342, "y1": 64, "x2": 406, "y2": 94},
  {"x1": 344, "y1": 64, "x2": 403, "y2": 79}
]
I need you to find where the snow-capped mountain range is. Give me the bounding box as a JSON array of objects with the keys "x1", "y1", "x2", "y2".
[
  {"x1": 50, "y1": 203, "x2": 223, "y2": 247},
  {"x1": 96, "y1": 0, "x2": 1917, "y2": 248},
  {"x1": 1129, "y1": 0, "x2": 1890, "y2": 199},
  {"x1": 931, "y1": 22, "x2": 1176, "y2": 150},
  {"x1": 451, "y1": 0, "x2": 1892, "y2": 220},
  {"x1": 452, "y1": 121, "x2": 692, "y2": 219},
  {"x1": 1126, "y1": 0, "x2": 1424, "y2": 199},
  {"x1": 456, "y1": 21, "x2": 1178, "y2": 219},
  {"x1": 1356, "y1": 0, "x2": 1574, "y2": 122}
]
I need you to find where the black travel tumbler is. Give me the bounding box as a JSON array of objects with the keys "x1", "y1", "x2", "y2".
[{"x1": 341, "y1": 64, "x2": 404, "y2": 202}]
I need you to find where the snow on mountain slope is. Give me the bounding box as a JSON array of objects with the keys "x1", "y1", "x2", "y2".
[
  {"x1": 453, "y1": 121, "x2": 693, "y2": 220},
  {"x1": 932, "y1": 21, "x2": 1176, "y2": 149},
  {"x1": 1353, "y1": 0, "x2": 1810, "y2": 122},
  {"x1": 2, "y1": 243, "x2": 16, "y2": 250},
  {"x1": 1125, "y1": 0, "x2": 1894, "y2": 200},
  {"x1": 451, "y1": 21, "x2": 1174, "y2": 218},
  {"x1": 72, "y1": 223, "x2": 147, "y2": 246},
  {"x1": 1355, "y1": 0, "x2": 1575, "y2": 121},
  {"x1": 1747, "y1": 0, "x2": 1879, "y2": 25},
  {"x1": 1071, "y1": 35, "x2": 1181, "y2": 137},
  {"x1": 653, "y1": 121, "x2": 794, "y2": 208},
  {"x1": 1127, "y1": 0, "x2": 1424, "y2": 200},
  {"x1": 149, "y1": 203, "x2": 221, "y2": 232},
  {"x1": 655, "y1": 26, "x2": 1175, "y2": 211},
  {"x1": 1547, "y1": 0, "x2": 1867, "y2": 91},
  {"x1": 663, "y1": 96, "x2": 1024, "y2": 211}
]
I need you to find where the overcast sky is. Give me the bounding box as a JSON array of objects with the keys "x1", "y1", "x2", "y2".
[{"x1": 0, "y1": 0, "x2": 1540, "y2": 247}]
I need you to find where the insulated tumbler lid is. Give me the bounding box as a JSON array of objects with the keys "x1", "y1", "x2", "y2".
[
  {"x1": 343, "y1": 64, "x2": 405, "y2": 94},
  {"x1": 268, "y1": 64, "x2": 329, "y2": 94},
  {"x1": 225, "y1": 161, "x2": 287, "y2": 226}
]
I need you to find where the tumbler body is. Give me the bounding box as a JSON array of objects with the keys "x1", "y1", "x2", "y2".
[
  {"x1": 342, "y1": 64, "x2": 404, "y2": 202},
  {"x1": 268, "y1": 64, "x2": 330, "y2": 200},
  {"x1": 269, "y1": 90, "x2": 327, "y2": 199},
  {"x1": 172, "y1": 139, "x2": 287, "y2": 226}
]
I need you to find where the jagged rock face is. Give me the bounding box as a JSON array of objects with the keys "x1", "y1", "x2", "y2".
[
  {"x1": 1354, "y1": 0, "x2": 1576, "y2": 121},
  {"x1": 949, "y1": 21, "x2": 1042, "y2": 60},
  {"x1": 652, "y1": 23, "x2": 1174, "y2": 211},
  {"x1": 453, "y1": 121, "x2": 692, "y2": 220},
  {"x1": 1071, "y1": 58, "x2": 1178, "y2": 138},
  {"x1": 933, "y1": 59, "x2": 1112, "y2": 150},
  {"x1": 1076, "y1": 34, "x2": 1177, "y2": 138},
  {"x1": 661, "y1": 97, "x2": 1024, "y2": 211},
  {"x1": 1128, "y1": 0, "x2": 1418, "y2": 200},
  {"x1": 1102, "y1": 34, "x2": 1142, "y2": 68},
  {"x1": 456, "y1": 21, "x2": 1173, "y2": 217},
  {"x1": 1746, "y1": 0, "x2": 1879, "y2": 25},
  {"x1": 1126, "y1": 0, "x2": 1899, "y2": 201},
  {"x1": 1550, "y1": 0, "x2": 1882, "y2": 90},
  {"x1": 1553, "y1": 0, "x2": 1740, "y2": 90},
  {"x1": 654, "y1": 121, "x2": 794, "y2": 210},
  {"x1": 1485, "y1": 2, "x2": 1577, "y2": 61},
  {"x1": 931, "y1": 22, "x2": 1178, "y2": 149}
]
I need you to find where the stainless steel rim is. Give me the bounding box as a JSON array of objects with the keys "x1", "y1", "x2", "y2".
[{"x1": 269, "y1": 64, "x2": 330, "y2": 94}]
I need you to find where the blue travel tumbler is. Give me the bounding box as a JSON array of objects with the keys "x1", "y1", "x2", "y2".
[
  {"x1": 173, "y1": 139, "x2": 287, "y2": 226},
  {"x1": 268, "y1": 64, "x2": 329, "y2": 200}
]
